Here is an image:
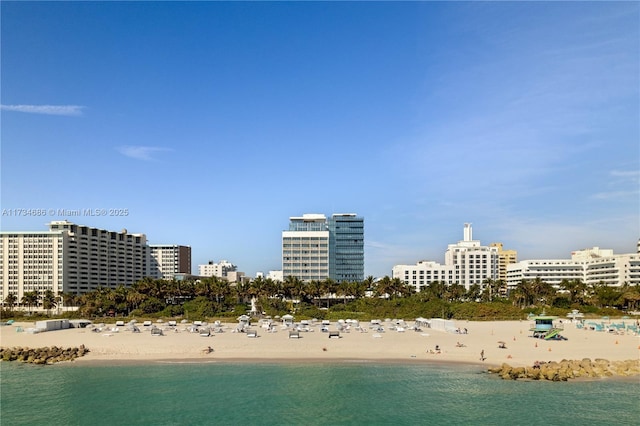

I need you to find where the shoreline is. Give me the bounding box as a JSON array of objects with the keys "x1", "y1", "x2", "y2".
[{"x1": 71, "y1": 356, "x2": 489, "y2": 367}]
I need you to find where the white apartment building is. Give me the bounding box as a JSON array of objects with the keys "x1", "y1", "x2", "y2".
[
  {"x1": 198, "y1": 260, "x2": 237, "y2": 279},
  {"x1": 0, "y1": 230, "x2": 65, "y2": 305},
  {"x1": 392, "y1": 223, "x2": 499, "y2": 292},
  {"x1": 267, "y1": 270, "x2": 284, "y2": 282},
  {"x1": 282, "y1": 214, "x2": 330, "y2": 282},
  {"x1": 149, "y1": 245, "x2": 191, "y2": 279},
  {"x1": 392, "y1": 260, "x2": 453, "y2": 292},
  {"x1": 506, "y1": 246, "x2": 640, "y2": 288},
  {"x1": 506, "y1": 259, "x2": 586, "y2": 287},
  {"x1": 1, "y1": 221, "x2": 148, "y2": 305}
]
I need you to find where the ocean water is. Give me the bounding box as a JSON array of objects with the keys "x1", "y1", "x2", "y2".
[{"x1": 1, "y1": 361, "x2": 638, "y2": 426}]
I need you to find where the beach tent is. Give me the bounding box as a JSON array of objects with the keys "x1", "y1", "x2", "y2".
[
  {"x1": 282, "y1": 315, "x2": 294, "y2": 327},
  {"x1": 429, "y1": 318, "x2": 457, "y2": 333},
  {"x1": 237, "y1": 315, "x2": 251, "y2": 329}
]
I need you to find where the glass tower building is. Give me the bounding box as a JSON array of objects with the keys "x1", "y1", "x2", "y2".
[{"x1": 328, "y1": 214, "x2": 364, "y2": 282}]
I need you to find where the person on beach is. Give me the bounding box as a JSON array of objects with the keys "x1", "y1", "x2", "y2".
[{"x1": 480, "y1": 350, "x2": 485, "y2": 361}]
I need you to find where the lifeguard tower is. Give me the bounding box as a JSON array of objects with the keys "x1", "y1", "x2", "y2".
[{"x1": 530, "y1": 312, "x2": 565, "y2": 340}]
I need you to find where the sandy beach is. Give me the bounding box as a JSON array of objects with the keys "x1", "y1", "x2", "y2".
[{"x1": 1, "y1": 319, "x2": 638, "y2": 368}]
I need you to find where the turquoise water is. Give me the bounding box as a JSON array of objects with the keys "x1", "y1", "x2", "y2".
[{"x1": 1, "y1": 361, "x2": 638, "y2": 425}]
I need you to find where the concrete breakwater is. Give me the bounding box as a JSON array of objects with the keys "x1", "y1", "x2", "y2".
[
  {"x1": 1, "y1": 346, "x2": 89, "y2": 364},
  {"x1": 488, "y1": 358, "x2": 640, "y2": 381}
]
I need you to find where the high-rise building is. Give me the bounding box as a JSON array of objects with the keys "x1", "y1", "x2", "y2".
[
  {"x1": 328, "y1": 214, "x2": 364, "y2": 282},
  {"x1": 392, "y1": 223, "x2": 499, "y2": 291},
  {"x1": 489, "y1": 242, "x2": 518, "y2": 282},
  {"x1": 149, "y1": 245, "x2": 191, "y2": 279},
  {"x1": 0, "y1": 221, "x2": 148, "y2": 305},
  {"x1": 282, "y1": 214, "x2": 330, "y2": 282},
  {"x1": 444, "y1": 223, "x2": 499, "y2": 287},
  {"x1": 282, "y1": 213, "x2": 364, "y2": 282}
]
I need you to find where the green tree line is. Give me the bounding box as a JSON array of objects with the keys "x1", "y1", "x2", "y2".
[{"x1": 3, "y1": 276, "x2": 640, "y2": 321}]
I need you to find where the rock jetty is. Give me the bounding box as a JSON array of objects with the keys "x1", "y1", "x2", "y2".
[
  {"x1": 0, "y1": 346, "x2": 89, "y2": 364},
  {"x1": 488, "y1": 358, "x2": 640, "y2": 381}
]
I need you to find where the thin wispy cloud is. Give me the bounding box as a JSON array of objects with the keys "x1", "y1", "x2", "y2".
[
  {"x1": 117, "y1": 145, "x2": 173, "y2": 161},
  {"x1": 611, "y1": 170, "x2": 640, "y2": 179},
  {"x1": 0, "y1": 104, "x2": 85, "y2": 116},
  {"x1": 591, "y1": 190, "x2": 639, "y2": 200},
  {"x1": 591, "y1": 169, "x2": 640, "y2": 199}
]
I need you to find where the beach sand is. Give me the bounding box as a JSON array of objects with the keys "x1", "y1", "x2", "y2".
[{"x1": 1, "y1": 319, "x2": 638, "y2": 368}]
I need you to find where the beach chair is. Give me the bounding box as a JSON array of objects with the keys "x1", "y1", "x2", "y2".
[
  {"x1": 289, "y1": 330, "x2": 300, "y2": 339},
  {"x1": 329, "y1": 331, "x2": 340, "y2": 339}
]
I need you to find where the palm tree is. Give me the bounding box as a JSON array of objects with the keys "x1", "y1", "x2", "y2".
[
  {"x1": 392, "y1": 277, "x2": 413, "y2": 298},
  {"x1": 466, "y1": 283, "x2": 482, "y2": 302},
  {"x1": 234, "y1": 281, "x2": 252, "y2": 305},
  {"x1": 560, "y1": 279, "x2": 587, "y2": 305},
  {"x1": 21, "y1": 291, "x2": 39, "y2": 314},
  {"x1": 592, "y1": 282, "x2": 622, "y2": 308},
  {"x1": 481, "y1": 279, "x2": 501, "y2": 302},
  {"x1": 208, "y1": 277, "x2": 231, "y2": 310},
  {"x1": 375, "y1": 276, "x2": 394, "y2": 299},
  {"x1": 346, "y1": 280, "x2": 366, "y2": 301},
  {"x1": 509, "y1": 285, "x2": 526, "y2": 308},
  {"x1": 4, "y1": 293, "x2": 17, "y2": 313},
  {"x1": 362, "y1": 275, "x2": 376, "y2": 292},
  {"x1": 321, "y1": 278, "x2": 337, "y2": 308},
  {"x1": 425, "y1": 280, "x2": 448, "y2": 300},
  {"x1": 531, "y1": 278, "x2": 556, "y2": 307},
  {"x1": 41, "y1": 290, "x2": 58, "y2": 316},
  {"x1": 61, "y1": 292, "x2": 78, "y2": 311},
  {"x1": 123, "y1": 286, "x2": 143, "y2": 311},
  {"x1": 335, "y1": 281, "x2": 350, "y2": 304},
  {"x1": 448, "y1": 284, "x2": 467, "y2": 302},
  {"x1": 516, "y1": 279, "x2": 536, "y2": 307},
  {"x1": 306, "y1": 280, "x2": 324, "y2": 307},
  {"x1": 621, "y1": 283, "x2": 640, "y2": 311},
  {"x1": 282, "y1": 276, "x2": 306, "y2": 310},
  {"x1": 134, "y1": 277, "x2": 156, "y2": 297}
]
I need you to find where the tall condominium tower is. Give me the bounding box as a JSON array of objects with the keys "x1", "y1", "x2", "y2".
[
  {"x1": 282, "y1": 213, "x2": 364, "y2": 283},
  {"x1": 328, "y1": 214, "x2": 364, "y2": 282},
  {"x1": 282, "y1": 214, "x2": 330, "y2": 282}
]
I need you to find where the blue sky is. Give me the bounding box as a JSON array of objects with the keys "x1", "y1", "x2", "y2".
[{"x1": 1, "y1": 1, "x2": 638, "y2": 278}]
